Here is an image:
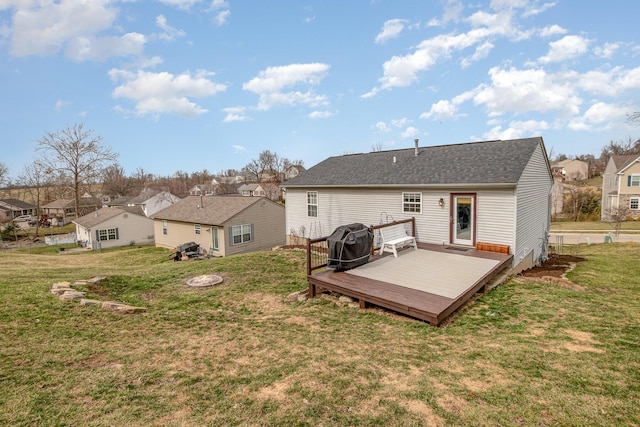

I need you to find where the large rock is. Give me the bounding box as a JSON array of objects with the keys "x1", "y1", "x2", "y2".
[{"x1": 59, "y1": 290, "x2": 87, "y2": 300}]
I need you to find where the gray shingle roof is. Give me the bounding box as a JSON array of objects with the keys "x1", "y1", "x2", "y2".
[
  {"x1": 73, "y1": 207, "x2": 146, "y2": 228},
  {"x1": 611, "y1": 154, "x2": 640, "y2": 172},
  {"x1": 151, "y1": 195, "x2": 277, "y2": 225},
  {"x1": 282, "y1": 137, "x2": 545, "y2": 187}
]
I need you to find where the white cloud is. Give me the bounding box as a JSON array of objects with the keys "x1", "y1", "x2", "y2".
[
  {"x1": 375, "y1": 19, "x2": 409, "y2": 44},
  {"x1": 391, "y1": 118, "x2": 410, "y2": 128},
  {"x1": 243, "y1": 63, "x2": 330, "y2": 110},
  {"x1": 54, "y1": 100, "x2": 69, "y2": 112},
  {"x1": 308, "y1": 110, "x2": 332, "y2": 119},
  {"x1": 401, "y1": 126, "x2": 419, "y2": 138},
  {"x1": 8, "y1": 0, "x2": 146, "y2": 61},
  {"x1": 568, "y1": 102, "x2": 631, "y2": 131},
  {"x1": 223, "y1": 107, "x2": 250, "y2": 122},
  {"x1": 232, "y1": 144, "x2": 246, "y2": 153},
  {"x1": 594, "y1": 42, "x2": 619, "y2": 59},
  {"x1": 538, "y1": 35, "x2": 589, "y2": 64},
  {"x1": 156, "y1": 15, "x2": 186, "y2": 42},
  {"x1": 374, "y1": 121, "x2": 391, "y2": 133},
  {"x1": 482, "y1": 119, "x2": 549, "y2": 140},
  {"x1": 539, "y1": 24, "x2": 566, "y2": 37},
  {"x1": 420, "y1": 100, "x2": 459, "y2": 120},
  {"x1": 109, "y1": 68, "x2": 226, "y2": 117},
  {"x1": 213, "y1": 10, "x2": 230, "y2": 26},
  {"x1": 473, "y1": 66, "x2": 582, "y2": 118},
  {"x1": 158, "y1": 0, "x2": 201, "y2": 11},
  {"x1": 573, "y1": 66, "x2": 640, "y2": 97},
  {"x1": 460, "y1": 41, "x2": 494, "y2": 68}
]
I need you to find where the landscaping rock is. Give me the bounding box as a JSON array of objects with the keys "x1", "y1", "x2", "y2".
[
  {"x1": 51, "y1": 282, "x2": 72, "y2": 289},
  {"x1": 79, "y1": 298, "x2": 103, "y2": 306},
  {"x1": 50, "y1": 287, "x2": 73, "y2": 296},
  {"x1": 59, "y1": 290, "x2": 87, "y2": 300},
  {"x1": 101, "y1": 301, "x2": 147, "y2": 313},
  {"x1": 285, "y1": 290, "x2": 308, "y2": 302},
  {"x1": 338, "y1": 295, "x2": 354, "y2": 303}
]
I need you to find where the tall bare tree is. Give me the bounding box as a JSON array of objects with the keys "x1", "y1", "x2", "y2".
[
  {"x1": 17, "y1": 159, "x2": 52, "y2": 237},
  {"x1": 37, "y1": 123, "x2": 118, "y2": 220},
  {"x1": 0, "y1": 162, "x2": 9, "y2": 191}
]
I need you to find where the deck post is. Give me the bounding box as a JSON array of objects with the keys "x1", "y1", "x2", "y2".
[{"x1": 359, "y1": 299, "x2": 367, "y2": 309}]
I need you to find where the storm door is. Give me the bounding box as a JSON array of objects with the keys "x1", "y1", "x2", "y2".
[{"x1": 451, "y1": 194, "x2": 476, "y2": 246}]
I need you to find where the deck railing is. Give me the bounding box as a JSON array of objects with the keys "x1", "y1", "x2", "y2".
[
  {"x1": 305, "y1": 217, "x2": 416, "y2": 276},
  {"x1": 306, "y1": 237, "x2": 329, "y2": 275}
]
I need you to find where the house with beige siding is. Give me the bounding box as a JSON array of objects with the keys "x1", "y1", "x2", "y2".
[
  {"x1": 601, "y1": 154, "x2": 640, "y2": 220},
  {"x1": 73, "y1": 207, "x2": 154, "y2": 249},
  {"x1": 281, "y1": 137, "x2": 552, "y2": 273},
  {"x1": 151, "y1": 195, "x2": 285, "y2": 257}
]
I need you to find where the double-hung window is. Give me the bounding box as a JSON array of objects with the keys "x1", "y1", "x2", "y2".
[
  {"x1": 194, "y1": 224, "x2": 201, "y2": 235},
  {"x1": 231, "y1": 224, "x2": 252, "y2": 245},
  {"x1": 402, "y1": 192, "x2": 422, "y2": 214},
  {"x1": 307, "y1": 191, "x2": 318, "y2": 217},
  {"x1": 629, "y1": 175, "x2": 640, "y2": 187},
  {"x1": 162, "y1": 220, "x2": 168, "y2": 235},
  {"x1": 96, "y1": 228, "x2": 118, "y2": 241},
  {"x1": 631, "y1": 197, "x2": 639, "y2": 210}
]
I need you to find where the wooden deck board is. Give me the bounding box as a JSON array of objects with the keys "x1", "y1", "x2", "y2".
[{"x1": 308, "y1": 243, "x2": 513, "y2": 325}]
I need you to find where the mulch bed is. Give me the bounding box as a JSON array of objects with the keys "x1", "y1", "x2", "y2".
[{"x1": 521, "y1": 253, "x2": 586, "y2": 278}]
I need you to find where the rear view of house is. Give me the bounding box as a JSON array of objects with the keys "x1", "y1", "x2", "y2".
[{"x1": 281, "y1": 137, "x2": 552, "y2": 273}]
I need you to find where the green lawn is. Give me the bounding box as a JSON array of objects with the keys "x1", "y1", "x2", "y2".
[{"x1": 1, "y1": 244, "x2": 638, "y2": 426}]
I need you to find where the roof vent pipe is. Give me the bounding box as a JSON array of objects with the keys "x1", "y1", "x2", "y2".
[
  {"x1": 393, "y1": 156, "x2": 396, "y2": 164},
  {"x1": 414, "y1": 138, "x2": 419, "y2": 156}
]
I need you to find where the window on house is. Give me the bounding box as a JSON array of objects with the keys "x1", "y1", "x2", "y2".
[
  {"x1": 630, "y1": 175, "x2": 640, "y2": 187},
  {"x1": 307, "y1": 191, "x2": 318, "y2": 217},
  {"x1": 212, "y1": 227, "x2": 219, "y2": 250},
  {"x1": 403, "y1": 192, "x2": 422, "y2": 213},
  {"x1": 96, "y1": 228, "x2": 119, "y2": 241},
  {"x1": 162, "y1": 220, "x2": 168, "y2": 235},
  {"x1": 231, "y1": 224, "x2": 252, "y2": 245},
  {"x1": 631, "y1": 198, "x2": 639, "y2": 210},
  {"x1": 194, "y1": 224, "x2": 201, "y2": 235}
]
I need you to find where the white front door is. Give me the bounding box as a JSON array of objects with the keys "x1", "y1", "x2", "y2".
[{"x1": 452, "y1": 194, "x2": 475, "y2": 246}]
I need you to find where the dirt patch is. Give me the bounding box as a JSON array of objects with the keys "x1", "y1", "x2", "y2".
[{"x1": 521, "y1": 254, "x2": 586, "y2": 278}]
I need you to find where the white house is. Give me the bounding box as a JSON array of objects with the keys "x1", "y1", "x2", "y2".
[
  {"x1": 73, "y1": 207, "x2": 154, "y2": 250},
  {"x1": 281, "y1": 137, "x2": 553, "y2": 273}
]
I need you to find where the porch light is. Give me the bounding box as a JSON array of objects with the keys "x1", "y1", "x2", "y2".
[{"x1": 439, "y1": 198, "x2": 445, "y2": 207}]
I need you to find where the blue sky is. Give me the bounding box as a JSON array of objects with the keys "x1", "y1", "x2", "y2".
[{"x1": 1, "y1": 0, "x2": 639, "y2": 179}]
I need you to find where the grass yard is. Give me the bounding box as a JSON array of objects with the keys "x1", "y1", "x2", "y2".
[
  {"x1": 0, "y1": 244, "x2": 639, "y2": 426},
  {"x1": 551, "y1": 220, "x2": 640, "y2": 232}
]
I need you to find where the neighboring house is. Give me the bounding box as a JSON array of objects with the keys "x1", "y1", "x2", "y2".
[
  {"x1": 554, "y1": 159, "x2": 588, "y2": 181},
  {"x1": 551, "y1": 172, "x2": 564, "y2": 217},
  {"x1": 73, "y1": 206, "x2": 154, "y2": 249},
  {"x1": 42, "y1": 196, "x2": 102, "y2": 225},
  {"x1": 0, "y1": 199, "x2": 38, "y2": 222},
  {"x1": 152, "y1": 195, "x2": 285, "y2": 257},
  {"x1": 238, "y1": 182, "x2": 281, "y2": 201},
  {"x1": 125, "y1": 189, "x2": 181, "y2": 217},
  {"x1": 189, "y1": 184, "x2": 218, "y2": 196},
  {"x1": 283, "y1": 165, "x2": 306, "y2": 181},
  {"x1": 601, "y1": 154, "x2": 640, "y2": 220},
  {"x1": 281, "y1": 137, "x2": 553, "y2": 273}
]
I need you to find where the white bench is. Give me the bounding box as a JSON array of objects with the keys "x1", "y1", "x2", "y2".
[{"x1": 379, "y1": 224, "x2": 418, "y2": 257}]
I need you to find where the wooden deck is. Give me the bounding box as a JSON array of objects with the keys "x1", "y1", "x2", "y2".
[{"x1": 308, "y1": 242, "x2": 513, "y2": 326}]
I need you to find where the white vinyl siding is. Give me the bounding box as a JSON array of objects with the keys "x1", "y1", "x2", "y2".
[{"x1": 514, "y1": 144, "x2": 552, "y2": 268}]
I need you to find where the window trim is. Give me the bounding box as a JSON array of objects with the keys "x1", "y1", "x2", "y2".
[
  {"x1": 629, "y1": 175, "x2": 640, "y2": 187},
  {"x1": 631, "y1": 197, "x2": 640, "y2": 210},
  {"x1": 194, "y1": 223, "x2": 201, "y2": 235},
  {"x1": 307, "y1": 191, "x2": 318, "y2": 218},
  {"x1": 402, "y1": 192, "x2": 422, "y2": 214},
  {"x1": 162, "y1": 220, "x2": 168, "y2": 235},
  {"x1": 212, "y1": 227, "x2": 219, "y2": 251},
  {"x1": 231, "y1": 224, "x2": 253, "y2": 245},
  {"x1": 96, "y1": 227, "x2": 119, "y2": 242}
]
